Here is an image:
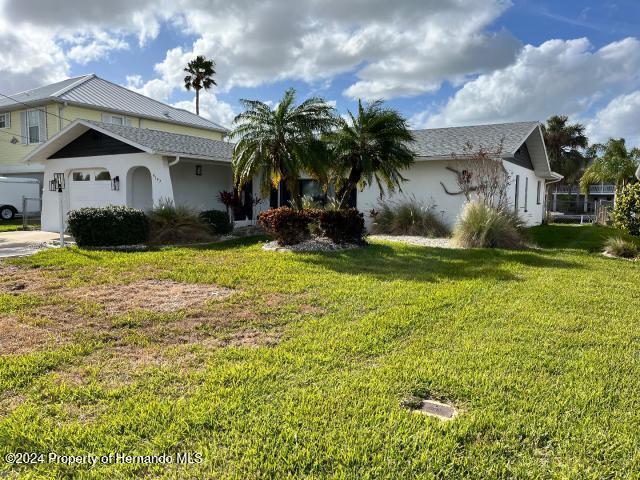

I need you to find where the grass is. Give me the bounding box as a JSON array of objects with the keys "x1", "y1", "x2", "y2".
[
  {"x1": 530, "y1": 223, "x2": 640, "y2": 251},
  {"x1": 0, "y1": 219, "x2": 40, "y2": 232},
  {"x1": 1, "y1": 226, "x2": 639, "y2": 478}
]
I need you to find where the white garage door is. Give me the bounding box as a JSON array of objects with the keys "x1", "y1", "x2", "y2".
[{"x1": 68, "y1": 169, "x2": 113, "y2": 210}]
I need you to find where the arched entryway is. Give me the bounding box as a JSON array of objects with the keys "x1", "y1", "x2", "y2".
[{"x1": 127, "y1": 166, "x2": 153, "y2": 211}]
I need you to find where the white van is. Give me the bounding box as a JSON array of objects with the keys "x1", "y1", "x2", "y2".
[{"x1": 0, "y1": 177, "x2": 41, "y2": 220}]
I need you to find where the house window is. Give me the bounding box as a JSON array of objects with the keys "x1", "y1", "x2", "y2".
[
  {"x1": 27, "y1": 110, "x2": 42, "y2": 143},
  {"x1": 514, "y1": 175, "x2": 520, "y2": 212},
  {"x1": 524, "y1": 177, "x2": 529, "y2": 212},
  {"x1": 102, "y1": 113, "x2": 131, "y2": 126},
  {"x1": 72, "y1": 171, "x2": 91, "y2": 181},
  {"x1": 536, "y1": 181, "x2": 542, "y2": 204},
  {"x1": 0, "y1": 113, "x2": 10, "y2": 129},
  {"x1": 95, "y1": 171, "x2": 111, "y2": 181}
]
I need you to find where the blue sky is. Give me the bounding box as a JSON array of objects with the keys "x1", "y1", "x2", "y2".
[{"x1": 1, "y1": 0, "x2": 639, "y2": 144}]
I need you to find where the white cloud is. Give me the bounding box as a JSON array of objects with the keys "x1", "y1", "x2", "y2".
[
  {"x1": 417, "y1": 37, "x2": 640, "y2": 128},
  {"x1": 586, "y1": 91, "x2": 640, "y2": 147},
  {"x1": 172, "y1": 94, "x2": 236, "y2": 129}
]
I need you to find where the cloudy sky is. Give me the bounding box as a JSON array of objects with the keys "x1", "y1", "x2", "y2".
[{"x1": 1, "y1": 0, "x2": 639, "y2": 145}]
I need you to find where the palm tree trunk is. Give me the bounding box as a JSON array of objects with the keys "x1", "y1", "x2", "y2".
[
  {"x1": 339, "y1": 167, "x2": 361, "y2": 209},
  {"x1": 195, "y1": 88, "x2": 200, "y2": 115}
]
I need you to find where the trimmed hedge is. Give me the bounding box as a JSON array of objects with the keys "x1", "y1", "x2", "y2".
[
  {"x1": 67, "y1": 206, "x2": 148, "y2": 247},
  {"x1": 258, "y1": 207, "x2": 312, "y2": 246},
  {"x1": 613, "y1": 183, "x2": 640, "y2": 236},
  {"x1": 200, "y1": 209, "x2": 233, "y2": 234},
  {"x1": 316, "y1": 208, "x2": 365, "y2": 244}
]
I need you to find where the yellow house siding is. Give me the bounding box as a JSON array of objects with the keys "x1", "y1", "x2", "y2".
[
  {"x1": 140, "y1": 119, "x2": 224, "y2": 140},
  {"x1": 0, "y1": 102, "x2": 223, "y2": 173}
]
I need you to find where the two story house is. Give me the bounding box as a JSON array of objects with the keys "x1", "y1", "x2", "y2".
[{"x1": 0, "y1": 74, "x2": 228, "y2": 183}]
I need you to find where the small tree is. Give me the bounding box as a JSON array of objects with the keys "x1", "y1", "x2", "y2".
[{"x1": 448, "y1": 141, "x2": 511, "y2": 210}]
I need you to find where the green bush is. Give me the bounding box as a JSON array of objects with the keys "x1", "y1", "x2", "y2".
[
  {"x1": 603, "y1": 237, "x2": 638, "y2": 259},
  {"x1": 316, "y1": 208, "x2": 366, "y2": 244},
  {"x1": 371, "y1": 197, "x2": 449, "y2": 237},
  {"x1": 67, "y1": 206, "x2": 148, "y2": 247},
  {"x1": 147, "y1": 201, "x2": 213, "y2": 244},
  {"x1": 200, "y1": 209, "x2": 233, "y2": 234},
  {"x1": 258, "y1": 207, "x2": 312, "y2": 246},
  {"x1": 613, "y1": 183, "x2": 640, "y2": 236},
  {"x1": 453, "y1": 200, "x2": 528, "y2": 249}
]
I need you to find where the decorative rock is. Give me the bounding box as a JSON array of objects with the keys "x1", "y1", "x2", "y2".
[
  {"x1": 414, "y1": 399, "x2": 459, "y2": 421},
  {"x1": 262, "y1": 237, "x2": 362, "y2": 252}
]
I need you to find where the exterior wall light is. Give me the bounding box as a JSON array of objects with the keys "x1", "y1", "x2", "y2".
[
  {"x1": 49, "y1": 173, "x2": 65, "y2": 191},
  {"x1": 111, "y1": 176, "x2": 120, "y2": 191},
  {"x1": 195, "y1": 165, "x2": 202, "y2": 176}
]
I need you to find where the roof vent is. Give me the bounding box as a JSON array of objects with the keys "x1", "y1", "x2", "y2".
[{"x1": 163, "y1": 110, "x2": 172, "y2": 118}]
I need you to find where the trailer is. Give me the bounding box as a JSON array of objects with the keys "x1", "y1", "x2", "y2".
[{"x1": 0, "y1": 177, "x2": 41, "y2": 220}]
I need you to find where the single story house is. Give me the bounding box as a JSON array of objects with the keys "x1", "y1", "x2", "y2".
[{"x1": 24, "y1": 119, "x2": 559, "y2": 233}]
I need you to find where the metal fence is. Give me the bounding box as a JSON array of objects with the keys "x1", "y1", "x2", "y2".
[{"x1": 21, "y1": 196, "x2": 42, "y2": 230}]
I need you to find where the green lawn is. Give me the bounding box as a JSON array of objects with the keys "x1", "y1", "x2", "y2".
[
  {"x1": 0, "y1": 220, "x2": 40, "y2": 232},
  {"x1": 1, "y1": 226, "x2": 639, "y2": 478}
]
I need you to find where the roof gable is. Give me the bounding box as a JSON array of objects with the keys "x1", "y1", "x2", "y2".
[
  {"x1": 23, "y1": 120, "x2": 234, "y2": 164},
  {"x1": 49, "y1": 129, "x2": 143, "y2": 159}
]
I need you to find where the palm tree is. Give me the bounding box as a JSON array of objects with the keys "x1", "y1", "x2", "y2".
[
  {"x1": 580, "y1": 138, "x2": 640, "y2": 201},
  {"x1": 542, "y1": 115, "x2": 588, "y2": 185},
  {"x1": 325, "y1": 100, "x2": 415, "y2": 209},
  {"x1": 231, "y1": 88, "x2": 336, "y2": 209},
  {"x1": 183, "y1": 55, "x2": 217, "y2": 115}
]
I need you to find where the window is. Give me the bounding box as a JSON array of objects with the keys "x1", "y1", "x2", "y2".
[
  {"x1": 95, "y1": 171, "x2": 111, "y2": 181},
  {"x1": 0, "y1": 113, "x2": 10, "y2": 129},
  {"x1": 72, "y1": 171, "x2": 91, "y2": 181},
  {"x1": 27, "y1": 110, "x2": 41, "y2": 143},
  {"x1": 536, "y1": 181, "x2": 542, "y2": 204},
  {"x1": 514, "y1": 175, "x2": 520, "y2": 212},
  {"x1": 102, "y1": 113, "x2": 131, "y2": 126},
  {"x1": 524, "y1": 177, "x2": 529, "y2": 212}
]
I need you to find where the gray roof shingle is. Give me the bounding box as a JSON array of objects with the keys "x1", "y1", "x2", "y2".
[
  {"x1": 411, "y1": 121, "x2": 539, "y2": 158},
  {"x1": 0, "y1": 74, "x2": 227, "y2": 133},
  {"x1": 86, "y1": 121, "x2": 234, "y2": 161}
]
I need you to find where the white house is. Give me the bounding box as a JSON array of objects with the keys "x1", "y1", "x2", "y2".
[{"x1": 24, "y1": 119, "x2": 558, "y2": 233}]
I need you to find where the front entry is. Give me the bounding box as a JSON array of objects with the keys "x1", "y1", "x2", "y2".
[{"x1": 128, "y1": 166, "x2": 153, "y2": 211}]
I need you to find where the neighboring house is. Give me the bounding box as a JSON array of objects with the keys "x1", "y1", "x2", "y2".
[
  {"x1": 0, "y1": 74, "x2": 227, "y2": 183},
  {"x1": 25, "y1": 114, "x2": 557, "y2": 233},
  {"x1": 549, "y1": 183, "x2": 616, "y2": 217}
]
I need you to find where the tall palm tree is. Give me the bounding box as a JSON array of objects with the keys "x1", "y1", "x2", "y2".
[
  {"x1": 542, "y1": 115, "x2": 589, "y2": 185},
  {"x1": 231, "y1": 88, "x2": 336, "y2": 209},
  {"x1": 183, "y1": 55, "x2": 217, "y2": 115},
  {"x1": 325, "y1": 100, "x2": 415, "y2": 209},
  {"x1": 580, "y1": 138, "x2": 640, "y2": 201}
]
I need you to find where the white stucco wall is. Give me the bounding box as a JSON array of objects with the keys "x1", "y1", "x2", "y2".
[
  {"x1": 41, "y1": 152, "x2": 174, "y2": 232},
  {"x1": 357, "y1": 159, "x2": 546, "y2": 231},
  {"x1": 169, "y1": 160, "x2": 233, "y2": 212}
]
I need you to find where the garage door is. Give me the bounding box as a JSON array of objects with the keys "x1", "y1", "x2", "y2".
[{"x1": 68, "y1": 169, "x2": 113, "y2": 210}]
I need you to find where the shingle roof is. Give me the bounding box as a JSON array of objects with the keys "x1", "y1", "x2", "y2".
[
  {"x1": 0, "y1": 74, "x2": 227, "y2": 133},
  {"x1": 411, "y1": 121, "x2": 539, "y2": 158},
  {"x1": 85, "y1": 120, "x2": 234, "y2": 161}
]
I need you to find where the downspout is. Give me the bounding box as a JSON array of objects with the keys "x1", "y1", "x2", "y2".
[{"x1": 168, "y1": 156, "x2": 180, "y2": 167}]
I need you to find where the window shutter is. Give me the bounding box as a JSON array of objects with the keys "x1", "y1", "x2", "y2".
[
  {"x1": 124, "y1": 117, "x2": 132, "y2": 127},
  {"x1": 20, "y1": 111, "x2": 27, "y2": 144},
  {"x1": 39, "y1": 109, "x2": 47, "y2": 142},
  {"x1": 4, "y1": 112, "x2": 10, "y2": 128}
]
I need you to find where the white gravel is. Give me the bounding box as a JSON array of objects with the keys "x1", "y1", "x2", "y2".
[
  {"x1": 263, "y1": 237, "x2": 362, "y2": 252},
  {"x1": 367, "y1": 235, "x2": 456, "y2": 249}
]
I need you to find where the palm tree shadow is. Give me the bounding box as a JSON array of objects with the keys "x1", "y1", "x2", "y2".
[{"x1": 296, "y1": 243, "x2": 582, "y2": 283}]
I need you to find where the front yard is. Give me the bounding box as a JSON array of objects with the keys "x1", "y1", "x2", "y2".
[{"x1": 1, "y1": 226, "x2": 639, "y2": 478}]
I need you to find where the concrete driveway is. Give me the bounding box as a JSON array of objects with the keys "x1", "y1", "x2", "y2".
[{"x1": 0, "y1": 231, "x2": 71, "y2": 258}]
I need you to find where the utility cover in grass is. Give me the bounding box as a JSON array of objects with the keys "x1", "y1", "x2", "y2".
[{"x1": 414, "y1": 399, "x2": 459, "y2": 421}]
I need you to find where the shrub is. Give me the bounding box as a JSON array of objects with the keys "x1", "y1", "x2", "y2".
[
  {"x1": 453, "y1": 200, "x2": 528, "y2": 249},
  {"x1": 147, "y1": 201, "x2": 213, "y2": 244},
  {"x1": 613, "y1": 183, "x2": 640, "y2": 236},
  {"x1": 200, "y1": 209, "x2": 233, "y2": 234},
  {"x1": 67, "y1": 206, "x2": 148, "y2": 247},
  {"x1": 316, "y1": 208, "x2": 366, "y2": 244},
  {"x1": 604, "y1": 237, "x2": 638, "y2": 259},
  {"x1": 258, "y1": 207, "x2": 312, "y2": 246},
  {"x1": 371, "y1": 197, "x2": 449, "y2": 237}
]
